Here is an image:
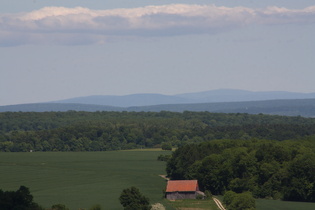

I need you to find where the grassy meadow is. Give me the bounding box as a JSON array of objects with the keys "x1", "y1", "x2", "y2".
[
  {"x1": 256, "y1": 199, "x2": 315, "y2": 210},
  {"x1": 1, "y1": 150, "x2": 315, "y2": 210},
  {"x1": 167, "y1": 199, "x2": 219, "y2": 209},
  {"x1": 0, "y1": 150, "x2": 172, "y2": 210}
]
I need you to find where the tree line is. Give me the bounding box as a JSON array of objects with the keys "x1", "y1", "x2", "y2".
[
  {"x1": 1, "y1": 111, "x2": 315, "y2": 152},
  {"x1": 166, "y1": 138, "x2": 315, "y2": 202},
  {"x1": 0, "y1": 185, "x2": 109, "y2": 210},
  {"x1": 0, "y1": 185, "x2": 158, "y2": 210}
]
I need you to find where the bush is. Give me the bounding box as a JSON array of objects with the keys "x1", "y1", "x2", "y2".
[
  {"x1": 51, "y1": 204, "x2": 69, "y2": 210},
  {"x1": 157, "y1": 154, "x2": 171, "y2": 161},
  {"x1": 223, "y1": 191, "x2": 237, "y2": 206},
  {"x1": 224, "y1": 191, "x2": 255, "y2": 210},
  {"x1": 119, "y1": 186, "x2": 150, "y2": 210},
  {"x1": 205, "y1": 190, "x2": 213, "y2": 199},
  {"x1": 150, "y1": 203, "x2": 165, "y2": 210},
  {"x1": 196, "y1": 194, "x2": 204, "y2": 200},
  {"x1": 161, "y1": 143, "x2": 172, "y2": 151}
]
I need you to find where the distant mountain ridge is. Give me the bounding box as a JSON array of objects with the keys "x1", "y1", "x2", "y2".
[
  {"x1": 1, "y1": 89, "x2": 315, "y2": 117},
  {"x1": 53, "y1": 93, "x2": 190, "y2": 107},
  {"x1": 53, "y1": 89, "x2": 315, "y2": 107},
  {"x1": 1, "y1": 100, "x2": 315, "y2": 117}
]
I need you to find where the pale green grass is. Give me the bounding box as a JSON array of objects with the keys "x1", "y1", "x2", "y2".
[
  {"x1": 123, "y1": 148, "x2": 176, "y2": 151},
  {"x1": 167, "y1": 199, "x2": 219, "y2": 210},
  {"x1": 0, "y1": 151, "x2": 172, "y2": 210},
  {"x1": 122, "y1": 148, "x2": 164, "y2": 151}
]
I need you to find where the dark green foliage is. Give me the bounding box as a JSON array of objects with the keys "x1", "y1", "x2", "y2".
[
  {"x1": 0, "y1": 186, "x2": 43, "y2": 210},
  {"x1": 119, "y1": 187, "x2": 150, "y2": 210},
  {"x1": 51, "y1": 204, "x2": 69, "y2": 210},
  {"x1": 166, "y1": 138, "x2": 315, "y2": 202},
  {"x1": 223, "y1": 191, "x2": 237, "y2": 207},
  {"x1": 224, "y1": 191, "x2": 255, "y2": 210},
  {"x1": 1, "y1": 111, "x2": 315, "y2": 152},
  {"x1": 157, "y1": 154, "x2": 171, "y2": 161},
  {"x1": 282, "y1": 153, "x2": 315, "y2": 202},
  {"x1": 196, "y1": 194, "x2": 204, "y2": 200},
  {"x1": 161, "y1": 142, "x2": 172, "y2": 151},
  {"x1": 204, "y1": 190, "x2": 212, "y2": 199}
]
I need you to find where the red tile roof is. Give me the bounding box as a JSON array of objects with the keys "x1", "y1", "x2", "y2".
[{"x1": 166, "y1": 180, "x2": 199, "y2": 192}]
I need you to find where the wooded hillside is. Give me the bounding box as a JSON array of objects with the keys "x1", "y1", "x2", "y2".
[
  {"x1": 0, "y1": 111, "x2": 315, "y2": 152},
  {"x1": 166, "y1": 138, "x2": 315, "y2": 202}
]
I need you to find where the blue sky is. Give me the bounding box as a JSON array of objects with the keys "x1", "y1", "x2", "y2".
[{"x1": 0, "y1": 0, "x2": 315, "y2": 105}]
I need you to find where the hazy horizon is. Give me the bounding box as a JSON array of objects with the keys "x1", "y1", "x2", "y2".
[
  {"x1": 1, "y1": 88, "x2": 315, "y2": 106},
  {"x1": 1, "y1": 0, "x2": 314, "y2": 106}
]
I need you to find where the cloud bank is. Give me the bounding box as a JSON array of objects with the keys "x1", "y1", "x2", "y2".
[{"x1": 1, "y1": 4, "x2": 315, "y2": 46}]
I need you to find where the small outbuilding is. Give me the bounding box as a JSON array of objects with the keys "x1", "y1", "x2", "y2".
[{"x1": 165, "y1": 180, "x2": 204, "y2": 200}]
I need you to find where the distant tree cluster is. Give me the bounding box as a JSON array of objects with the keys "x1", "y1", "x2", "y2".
[
  {"x1": 0, "y1": 186, "x2": 43, "y2": 210},
  {"x1": 0, "y1": 185, "x2": 103, "y2": 210},
  {"x1": 119, "y1": 187, "x2": 150, "y2": 210},
  {"x1": 166, "y1": 138, "x2": 315, "y2": 202},
  {"x1": 1, "y1": 111, "x2": 315, "y2": 152}
]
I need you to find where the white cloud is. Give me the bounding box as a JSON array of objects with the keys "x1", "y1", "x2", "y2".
[{"x1": 0, "y1": 4, "x2": 315, "y2": 46}]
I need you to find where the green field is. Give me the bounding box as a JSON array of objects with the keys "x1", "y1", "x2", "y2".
[
  {"x1": 1, "y1": 151, "x2": 315, "y2": 210},
  {"x1": 0, "y1": 151, "x2": 172, "y2": 210},
  {"x1": 215, "y1": 195, "x2": 315, "y2": 210},
  {"x1": 167, "y1": 199, "x2": 219, "y2": 209},
  {"x1": 256, "y1": 199, "x2": 315, "y2": 210}
]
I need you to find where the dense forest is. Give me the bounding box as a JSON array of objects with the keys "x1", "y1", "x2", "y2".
[
  {"x1": 0, "y1": 111, "x2": 315, "y2": 152},
  {"x1": 166, "y1": 138, "x2": 315, "y2": 202},
  {"x1": 1, "y1": 111, "x2": 315, "y2": 204}
]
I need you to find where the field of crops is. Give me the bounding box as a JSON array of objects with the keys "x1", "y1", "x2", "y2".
[
  {"x1": 0, "y1": 150, "x2": 172, "y2": 209},
  {"x1": 1, "y1": 150, "x2": 315, "y2": 210},
  {"x1": 256, "y1": 199, "x2": 315, "y2": 210}
]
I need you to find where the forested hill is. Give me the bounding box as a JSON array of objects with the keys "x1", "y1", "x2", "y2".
[
  {"x1": 1, "y1": 98, "x2": 315, "y2": 117},
  {"x1": 0, "y1": 111, "x2": 315, "y2": 152},
  {"x1": 166, "y1": 138, "x2": 315, "y2": 202}
]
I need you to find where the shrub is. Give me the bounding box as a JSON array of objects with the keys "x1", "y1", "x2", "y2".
[
  {"x1": 161, "y1": 143, "x2": 172, "y2": 151},
  {"x1": 150, "y1": 203, "x2": 166, "y2": 210},
  {"x1": 205, "y1": 190, "x2": 213, "y2": 199},
  {"x1": 196, "y1": 194, "x2": 204, "y2": 200},
  {"x1": 157, "y1": 154, "x2": 171, "y2": 161},
  {"x1": 119, "y1": 186, "x2": 150, "y2": 210},
  {"x1": 51, "y1": 204, "x2": 69, "y2": 210},
  {"x1": 223, "y1": 191, "x2": 237, "y2": 206},
  {"x1": 224, "y1": 191, "x2": 255, "y2": 210}
]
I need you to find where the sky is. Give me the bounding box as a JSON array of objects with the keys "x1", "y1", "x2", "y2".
[{"x1": 0, "y1": 0, "x2": 315, "y2": 105}]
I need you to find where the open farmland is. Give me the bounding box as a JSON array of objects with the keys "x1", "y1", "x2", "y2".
[
  {"x1": 0, "y1": 150, "x2": 172, "y2": 209},
  {"x1": 1, "y1": 150, "x2": 315, "y2": 210},
  {"x1": 256, "y1": 199, "x2": 315, "y2": 210}
]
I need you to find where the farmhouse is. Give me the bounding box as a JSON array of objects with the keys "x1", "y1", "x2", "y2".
[{"x1": 165, "y1": 180, "x2": 204, "y2": 200}]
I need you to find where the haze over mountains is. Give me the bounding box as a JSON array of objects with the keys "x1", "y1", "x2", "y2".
[
  {"x1": 1, "y1": 89, "x2": 315, "y2": 117},
  {"x1": 53, "y1": 89, "x2": 315, "y2": 107}
]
